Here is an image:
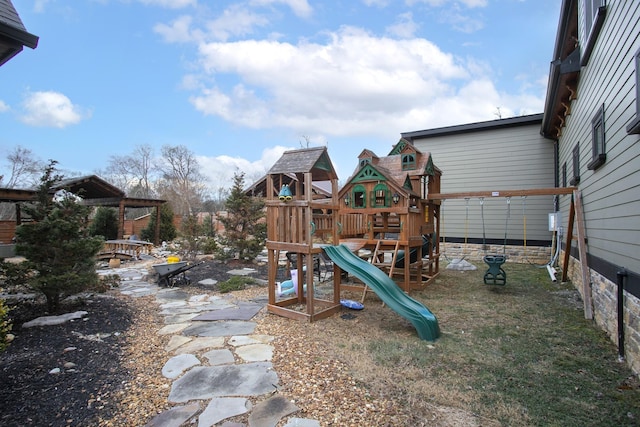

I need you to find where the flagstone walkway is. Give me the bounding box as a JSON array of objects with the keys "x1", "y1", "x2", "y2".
[{"x1": 100, "y1": 264, "x2": 320, "y2": 427}]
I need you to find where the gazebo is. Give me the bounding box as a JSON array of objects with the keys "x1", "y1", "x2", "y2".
[{"x1": 0, "y1": 175, "x2": 165, "y2": 245}]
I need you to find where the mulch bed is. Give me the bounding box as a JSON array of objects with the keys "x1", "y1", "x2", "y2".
[
  {"x1": 0, "y1": 258, "x2": 268, "y2": 427},
  {"x1": 0, "y1": 294, "x2": 136, "y2": 426}
]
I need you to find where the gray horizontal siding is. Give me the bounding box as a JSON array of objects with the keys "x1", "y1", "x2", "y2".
[
  {"x1": 411, "y1": 122, "x2": 556, "y2": 242},
  {"x1": 559, "y1": 0, "x2": 640, "y2": 274}
]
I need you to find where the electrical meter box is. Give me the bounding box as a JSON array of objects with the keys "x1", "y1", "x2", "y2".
[{"x1": 548, "y1": 212, "x2": 562, "y2": 232}]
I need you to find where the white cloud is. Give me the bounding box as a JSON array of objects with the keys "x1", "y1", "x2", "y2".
[
  {"x1": 20, "y1": 91, "x2": 89, "y2": 128},
  {"x1": 0, "y1": 100, "x2": 9, "y2": 113},
  {"x1": 406, "y1": 0, "x2": 487, "y2": 7},
  {"x1": 363, "y1": 0, "x2": 390, "y2": 7},
  {"x1": 386, "y1": 12, "x2": 419, "y2": 38},
  {"x1": 197, "y1": 145, "x2": 291, "y2": 190},
  {"x1": 154, "y1": 15, "x2": 198, "y2": 43},
  {"x1": 171, "y1": 3, "x2": 543, "y2": 150},
  {"x1": 138, "y1": 0, "x2": 196, "y2": 9},
  {"x1": 189, "y1": 27, "x2": 474, "y2": 137},
  {"x1": 154, "y1": 6, "x2": 271, "y2": 43},
  {"x1": 204, "y1": 5, "x2": 270, "y2": 41},
  {"x1": 33, "y1": 0, "x2": 51, "y2": 13},
  {"x1": 440, "y1": 8, "x2": 484, "y2": 33},
  {"x1": 249, "y1": 0, "x2": 313, "y2": 18}
]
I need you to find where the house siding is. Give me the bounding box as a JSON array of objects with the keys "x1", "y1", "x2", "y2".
[
  {"x1": 407, "y1": 120, "x2": 556, "y2": 245},
  {"x1": 559, "y1": 0, "x2": 640, "y2": 275},
  {"x1": 555, "y1": 0, "x2": 640, "y2": 375}
]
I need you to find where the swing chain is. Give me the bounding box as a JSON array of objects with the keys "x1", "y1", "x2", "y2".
[
  {"x1": 521, "y1": 196, "x2": 528, "y2": 257},
  {"x1": 504, "y1": 197, "x2": 511, "y2": 255},
  {"x1": 479, "y1": 197, "x2": 486, "y2": 251},
  {"x1": 464, "y1": 197, "x2": 470, "y2": 247}
]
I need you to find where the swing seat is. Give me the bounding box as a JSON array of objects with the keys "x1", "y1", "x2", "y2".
[{"x1": 483, "y1": 254, "x2": 506, "y2": 286}]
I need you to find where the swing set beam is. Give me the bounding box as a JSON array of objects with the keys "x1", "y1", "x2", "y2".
[{"x1": 427, "y1": 187, "x2": 576, "y2": 201}]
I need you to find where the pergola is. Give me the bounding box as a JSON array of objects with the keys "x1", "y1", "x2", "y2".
[{"x1": 0, "y1": 175, "x2": 165, "y2": 245}]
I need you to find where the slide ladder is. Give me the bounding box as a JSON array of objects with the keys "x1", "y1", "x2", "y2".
[{"x1": 361, "y1": 240, "x2": 400, "y2": 302}]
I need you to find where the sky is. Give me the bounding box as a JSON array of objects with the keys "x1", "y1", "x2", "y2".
[{"x1": 0, "y1": 0, "x2": 561, "y2": 193}]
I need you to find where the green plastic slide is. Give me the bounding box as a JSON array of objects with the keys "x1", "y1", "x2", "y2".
[{"x1": 323, "y1": 244, "x2": 440, "y2": 341}]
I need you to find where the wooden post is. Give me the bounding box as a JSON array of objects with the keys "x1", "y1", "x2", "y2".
[
  {"x1": 155, "y1": 204, "x2": 161, "y2": 245},
  {"x1": 118, "y1": 199, "x2": 125, "y2": 240},
  {"x1": 562, "y1": 196, "x2": 576, "y2": 282},
  {"x1": 573, "y1": 190, "x2": 593, "y2": 319}
]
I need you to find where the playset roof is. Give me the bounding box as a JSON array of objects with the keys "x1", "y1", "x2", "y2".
[
  {"x1": 343, "y1": 139, "x2": 439, "y2": 196},
  {"x1": 268, "y1": 146, "x2": 337, "y2": 181}
]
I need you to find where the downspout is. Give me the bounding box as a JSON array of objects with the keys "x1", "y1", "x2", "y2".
[{"x1": 617, "y1": 268, "x2": 628, "y2": 361}]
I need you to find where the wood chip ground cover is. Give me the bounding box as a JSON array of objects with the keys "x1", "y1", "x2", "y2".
[{"x1": 1, "y1": 259, "x2": 639, "y2": 426}]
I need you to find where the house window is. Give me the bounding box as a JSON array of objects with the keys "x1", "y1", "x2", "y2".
[
  {"x1": 562, "y1": 162, "x2": 567, "y2": 187},
  {"x1": 359, "y1": 158, "x2": 370, "y2": 168},
  {"x1": 627, "y1": 47, "x2": 640, "y2": 134},
  {"x1": 402, "y1": 154, "x2": 416, "y2": 170},
  {"x1": 353, "y1": 184, "x2": 366, "y2": 208},
  {"x1": 581, "y1": 0, "x2": 607, "y2": 66},
  {"x1": 588, "y1": 104, "x2": 606, "y2": 170},
  {"x1": 372, "y1": 183, "x2": 389, "y2": 207},
  {"x1": 570, "y1": 144, "x2": 580, "y2": 186}
]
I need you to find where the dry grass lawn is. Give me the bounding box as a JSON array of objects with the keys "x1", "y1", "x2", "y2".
[{"x1": 264, "y1": 260, "x2": 640, "y2": 426}]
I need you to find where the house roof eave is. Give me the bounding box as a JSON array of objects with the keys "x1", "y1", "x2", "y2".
[{"x1": 541, "y1": 0, "x2": 579, "y2": 140}]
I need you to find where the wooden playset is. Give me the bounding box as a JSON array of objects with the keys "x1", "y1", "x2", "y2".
[{"x1": 266, "y1": 141, "x2": 443, "y2": 322}]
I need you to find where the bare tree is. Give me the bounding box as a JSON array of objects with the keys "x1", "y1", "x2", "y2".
[
  {"x1": 102, "y1": 144, "x2": 156, "y2": 198},
  {"x1": 0, "y1": 146, "x2": 43, "y2": 220},
  {"x1": 157, "y1": 144, "x2": 205, "y2": 216},
  {"x1": 0, "y1": 146, "x2": 43, "y2": 189}
]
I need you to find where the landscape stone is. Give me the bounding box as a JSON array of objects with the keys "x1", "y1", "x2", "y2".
[
  {"x1": 202, "y1": 348, "x2": 236, "y2": 365},
  {"x1": 168, "y1": 362, "x2": 278, "y2": 403},
  {"x1": 235, "y1": 344, "x2": 273, "y2": 362},
  {"x1": 249, "y1": 334, "x2": 275, "y2": 344},
  {"x1": 198, "y1": 397, "x2": 251, "y2": 427},
  {"x1": 174, "y1": 337, "x2": 225, "y2": 354},
  {"x1": 247, "y1": 395, "x2": 298, "y2": 427},
  {"x1": 164, "y1": 312, "x2": 202, "y2": 324},
  {"x1": 162, "y1": 354, "x2": 201, "y2": 379},
  {"x1": 198, "y1": 278, "x2": 218, "y2": 286},
  {"x1": 226, "y1": 268, "x2": 256, "y2": 276},
  {"x1": 22, "y1": 311, "x2": 88, "y2": 328},
  {"x1": 182, "y1": 320, "x2": 257, "y2": 337},
  {"x1": 229, "y1": 335, "x2": 262, "y2": 346},
  {"x1": 145, "y1": 402, "x2": 200, "y2": 427},
  {"x1": 156, "y1": 289, "x2": 191, "y2": 302},
  {"x1": 157, "y1": 323, "x2": 191, "y2": 336},
  {"x1": 282, "y1": 419, "x2": 321, "y2": 427},
  {"x1": 446, "y1": 259, "x2": 477, "y2": 271},
  {"x1": 159, "y1": 301, "x2": 187, "y2": 309},
  {"x1": 120, "y1": 286, "x2": 157, "y2": 297},
  {"x1": 165, "y1": 335, "x2": 192, "y2": 352},
  {"x1": 191, "y1": 302, "x2": 264, "y2": 321}
]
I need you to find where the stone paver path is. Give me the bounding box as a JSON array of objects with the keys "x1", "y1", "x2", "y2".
[{"x1": 98, "y1": 263, "x2": 320, "y2": 427}]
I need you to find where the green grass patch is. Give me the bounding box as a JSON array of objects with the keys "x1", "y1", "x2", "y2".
[{"x1": 218, "y1": 275, "x2": 255, "y2": 293}]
